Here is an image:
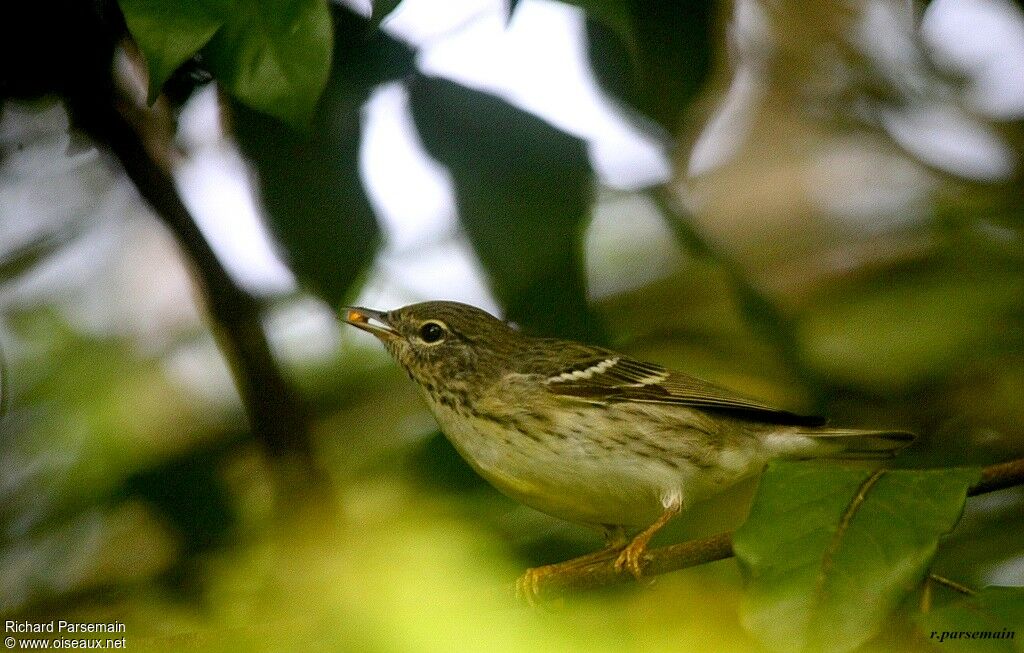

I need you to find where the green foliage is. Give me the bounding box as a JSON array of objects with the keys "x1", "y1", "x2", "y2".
[
  {"x1": 560, "y1": 1, "x2": 638, "y2": 59},
  {"x1": 0, "y1": 232, "x2": 71, "y2": 285},
  {"x1": 586, "y1": 0, "x2": 714, "y2": 134},
  {"x1": 205, "y1": 0, "x2": 332, "y2": 129},
  {"x1": 917, "y1": 587, "x2": 1024, "y2": 652},
  {"x1": 4, "y1": 0, "x2": 1023, "y2": 647},
  {"x1": 506, "y1": 0, "x2": 637, "y2": 55},
  {"x1": 369, "y1": 0, "x2": 403, "y2": 29},
  {"x1": 409, "y1": 75, "x2": 603, "y2": 341},
  {"x1": 799, "y1": 263, "x2": 1024, "y2": 390},
  {"x1": 231, "y1": 11, "x2": 413, "y2": 305},
  {"x1": 734, "y1": 462, "x2": 982, "y2": 653},
  {"x1": 117, "y1": 0, "x2": 223, "y2": 104},
  {"x1": 118, "y1": 0, "x2": 333, "y2": 129}
]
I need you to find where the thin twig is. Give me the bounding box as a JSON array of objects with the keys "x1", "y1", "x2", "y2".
[
  {"x1": 927, "y1": 573, "x2": 976, "y2": 596},
  {"x1": 522, "y1": 457, "x2": 1024, "y2": 600}
]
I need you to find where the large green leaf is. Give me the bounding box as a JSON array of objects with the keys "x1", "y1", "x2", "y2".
[
  {"x1": 231, "y1": 8, "x2": 414, "y2": 304},
  {"x1": 586, "y1": 0, "x2": 714, "y2": 135},
  {"x1": 561, "y1": 0, "x2": 637, "y2": 59},
  {"x1": 205, "y1": 0, "x2": 333, "y2": 129},
  {"x1": 734, "y1": 462, "x2": 981, "y2": 653},
  {"x1": 408, "y1": 75, "x2": 603, "y2": 342},
  {"x1": 119, "y1": 0, "x2": 333, "y2": 129},
  {"x1": 117, "y1": 0, "x2": 225, "y2": 103},
  {"x1": 917, "y1": 587, "x2": 1024, "y2": 652},
  {"x1": 369, "y1": 0, "x2": 403, "y2": 29},
  {"x1": 509, "y1": 0, "x2": 635, "y2": 53}
]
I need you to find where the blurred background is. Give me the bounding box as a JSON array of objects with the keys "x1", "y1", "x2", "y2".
[{"x1": 1, "y1": 0, "x2": 1022, "y2": 650}]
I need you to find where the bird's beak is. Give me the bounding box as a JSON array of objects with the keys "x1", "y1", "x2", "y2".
[{"x1": 342, "y1": 306, "x2": 399, "y2": 340}]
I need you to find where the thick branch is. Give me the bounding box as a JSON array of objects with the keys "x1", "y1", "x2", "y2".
[
  {"x1": 68, "y1": 85, "x2": 324, "y2": 491},
  {"x1": 523, "y1": 457, "x2": 1024, "y2": 600}
]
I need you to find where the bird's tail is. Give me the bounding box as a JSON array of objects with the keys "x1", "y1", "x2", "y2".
[{"x1": 780, "y1": 428, "x2": 916, "y2": 460}]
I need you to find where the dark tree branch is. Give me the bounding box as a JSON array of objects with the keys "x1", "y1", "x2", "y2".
[
  {"x1": 67, "y1": 78, "x2": 325, "y2": 494},
  {"x1": 972, "y1": 457, "x2": 1024, "y2": 495},
  {"x1": 521, "y1": 457, "x2": 1024, "y2": 601}
]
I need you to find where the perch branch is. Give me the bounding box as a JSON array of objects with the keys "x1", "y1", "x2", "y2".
[{"x1": 521, "y1": 456, "x2": 1024, "y2": 601}]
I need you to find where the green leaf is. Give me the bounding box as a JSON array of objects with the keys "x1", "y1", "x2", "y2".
[
  {"x1": 560, "y1": 0, "x2": 637, "y2": 60},
  {"x1": 0, "y1": 233, "x2": 71, "y2": 284},
  {"x1": 117, "y1": 0, "x2": 224, "y2": 104},
  {"x1": 585, "y1": 0, "x2": 714, "y2": 135},
  {"x1": 370, "y1": 0, "x2": 403, "y2": 29},
  {"x1": 408, "y1": 75, "x2": 604, "y2": 342},
  {"x1": 798, "y1": 266, "x2": 1024, "y2": 391},
  {"x1": 231, "y1": 9, "x2": 414, "y2": 304},
  {"x1": 204, "y1": 0, "x2": 333, "y2": 130},
  {"x1": 734, "y1": 462, "x2": 982, "y2": 653},
  {"x1": 118, "y1": 0, "x2": 333, "y2": 129},
  {"x1": 917, "y1": 587, "x2": 1024, "y2": 652}
]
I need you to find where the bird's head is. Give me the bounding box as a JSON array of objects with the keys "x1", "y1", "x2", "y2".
[{"x1": 342, "y1": 301, "x2": 522, "y2": 390}]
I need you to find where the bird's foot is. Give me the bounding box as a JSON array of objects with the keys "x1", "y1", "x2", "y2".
[
  {"x1": 613, "y1": 500, "x2": 682, "y2": 580},
  {"x1": 613, "y1": 536, "x2": 651, "y2": 579},
  {"x1": 515, "y1": 565, "x2": 552, "y2": 606}
]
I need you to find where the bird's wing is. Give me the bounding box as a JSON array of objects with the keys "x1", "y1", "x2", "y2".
[{"x1": 543, "y1": 355, "x2": 825, "y2": 427}]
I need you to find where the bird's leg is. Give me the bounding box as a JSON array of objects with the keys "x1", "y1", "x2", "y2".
[
  {"x1": 614, "y1": 497, "x2": 682, "y2": 579},
  {"x1": 515, "y1": 525, "x2": 628, "y2": 604}
]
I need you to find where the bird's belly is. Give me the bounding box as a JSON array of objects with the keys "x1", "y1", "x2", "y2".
[{"x1": 427, "y1": 401, "x2": 763, "y2": 527}]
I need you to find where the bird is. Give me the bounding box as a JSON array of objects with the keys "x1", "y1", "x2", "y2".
[{"x1": 342, "y1": 300, "x2": 914, "y2": 598}]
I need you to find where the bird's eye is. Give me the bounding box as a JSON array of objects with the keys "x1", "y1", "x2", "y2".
[{"x1": 419, "y1": 322, "x2": 445, "y2": 343}]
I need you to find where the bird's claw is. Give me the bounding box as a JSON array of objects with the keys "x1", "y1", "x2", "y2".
[
  {"x1": 613, "y1": 540, "x2": 649, "y2": 579},
  {"x1": 515, "y1": 567, "x2": 546, "y2": 606}
]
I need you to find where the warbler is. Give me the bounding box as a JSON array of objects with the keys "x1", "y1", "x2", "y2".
[{"x1": 343, "y1": 301, "x2": 913, "y2": 595}]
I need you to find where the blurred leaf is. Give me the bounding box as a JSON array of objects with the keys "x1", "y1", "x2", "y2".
[
  {"x1": 0, "y1": 232, "x2": 70, "y2": 283},
  {"x1": 0, "y1": 339, "x2": 6, "y2": 420},
  {"x1": 734, "y1": 462, "x2": 981, "y2": 653},
  {"x1": 369, "y1": 0, "x2": 403, "y2": 29},
  {"x1": 586, "y1": 0, "x2": 714, "y2": 134},
  {"x1": 799, "y1": 267, "x2": 1024, "y2": 391},
  {"x1": 561, "y1": 0, "x2": 638, "y2": 60},
  {"x1": 408, "y1": 75, "x2": 603, "y2": 341},
  {"x1": 405, "y1": 431, "x2": 490, "y2": 494},
  {"x1": 116, "y1": 0, "x2": 223, "y2": 104},
  {"x1": 118, "y1": 441, "x2": 241, "y2": 589},
  {"x1": 232, "y1": 8, "x2": 414, "y2": 305},
  {"x1": 653, "y1": 190, "x2": 819, "y2": 397},
  {"x1": 4, "y1": 312, "x2": 226, "y2": 515},
  {"x1": 204, "y1": 0, "x2": 333, "y2": 129},
  {"x1": 507, "y1": 0, "x2": 523, "y2": 22},
  {"x1": 917, "y1": 587, "x2": 1024, "y2": 652}
]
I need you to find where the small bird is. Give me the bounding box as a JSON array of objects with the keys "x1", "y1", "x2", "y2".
[{"x1": 343, "y1": 301, "x2": 913, "y2": 596}]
